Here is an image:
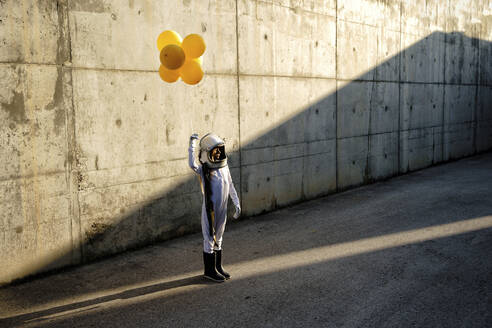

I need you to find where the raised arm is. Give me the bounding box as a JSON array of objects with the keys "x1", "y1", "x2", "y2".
[{"x1": 188, "y1": 133, "x2": 202, "y2": 175}]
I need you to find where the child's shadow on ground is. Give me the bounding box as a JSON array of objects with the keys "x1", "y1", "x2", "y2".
[{"x1": 0, "y1": 275, "x2": 207, "y2": 326}]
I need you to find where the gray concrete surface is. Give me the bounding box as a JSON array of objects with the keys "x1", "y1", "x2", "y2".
[
  {"x1": 1, "y1": 0, "x2": 492, "y2": 284},
  {"x1": 0, "y1": 152, "x2": 491, "y2": 328}
]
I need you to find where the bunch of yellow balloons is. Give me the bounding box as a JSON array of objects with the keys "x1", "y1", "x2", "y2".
[{"x1": 157, "y1": 30, "x2": 205, "y2": 85}]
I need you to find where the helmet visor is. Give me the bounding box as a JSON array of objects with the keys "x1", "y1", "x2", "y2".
[{"x1": 209, "y1": 145, "x2": 226, "y2": 163}]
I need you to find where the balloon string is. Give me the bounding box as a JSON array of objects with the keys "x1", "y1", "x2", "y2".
[{"x1": 190, "y1": 110, "x2": 194, "y2": 134}]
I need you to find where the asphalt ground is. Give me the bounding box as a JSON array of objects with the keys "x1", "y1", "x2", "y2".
[{"x1": 1, "y1": 152, "x2": 491, "y2": 328}]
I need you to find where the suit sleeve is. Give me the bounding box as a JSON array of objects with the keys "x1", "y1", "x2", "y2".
[
  {"x1": 188, "y1": 141, "x2": 202, "y2": 175},
  {"x1": 227, "y1": 167, "x2": 240, "y2": 208}
]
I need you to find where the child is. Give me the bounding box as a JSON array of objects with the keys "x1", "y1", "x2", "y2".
[{"x1": 188, "y1": 133, "x2": 241, "y2": 282}]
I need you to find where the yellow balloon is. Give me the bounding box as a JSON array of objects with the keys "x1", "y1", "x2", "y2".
[
  {"x1": 159, "y1": 65, "x2": 180, "y2": 83},
  {"x1": 157, "y1": 30, "x2": 182, "y2": 51},
  {"x1": 160, "y1": 44, "x2": 185, "y2": 70},
  {"x1": 182, "y1": 34, "x2": 206, "y2": 59},
  {"x1": 180, "y1": 59, "x2": 204, "y2": 85}
]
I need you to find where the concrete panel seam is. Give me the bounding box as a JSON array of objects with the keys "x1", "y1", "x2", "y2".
[
  {"x1": 80, "y1": 158, "x2": 187, "y2": 172},
  {"x1": 61, "y1": 0, "x2": 83, "y2": 265},
  {"x1": 241, "y1": 151, "x2": 335, "y2": 168},
  {"x1": 0, "y1": 170, "x2": 67, "y2": 183},
  {"x1": 441, "y1": 32, "x2": 447, "y2": 162},
  {"x1": 335, "y1": 0, "x2": 339, "y2": 192},
  {"x1": 241, "y1": 155, "x2": 307, "y2": 168},
  {"x1": 443, "y1": 121, "x2": 477, "y2": 127},
  {"x1": 346, "y1": 79, "x2": 487, "y2": 86},
  {"x1": 366, "y1": 72, "x2": 377, "y2": 182},
  {"x1": 235, "y1": 0, "x2": 243, "y2": 211},
  {"x1": 473, "y1": 83, "x2": 478, "y2": 153},
  {"x1": 79, "y1": 173, "x2": 200, "y2": 192},
  {"x1": 82, "y1": 162, "x2": 240, "y2": 176},
  {"x1": 398, "y1": 0, "x2": 402, "y2": 175},
  {"x1": 0, "y1": 190, "x2": 70, "y2": 204},
  {"x1": 334, "y1": 131, "x2": 407, "y2": 140},
  {"x1": 239, "y1": 73, "x2": 338, "y2": 80},
  {"x1": 337, "y1": 17, "x2": 397, "y2": 31},
  {"x1": 0, "y1": 63, "x2": 230, "y2": 76},
  {"x1": 81, "y1": 190, "x2": 201, "y2": 214},
  {"x1": 473, "y1": 22, "x2": 482, "y2": 153},
  {"x1": 243, "y1": 138, "x2": 337, "y2": 151},
  {"x1": 256, "y1": 0, "x2": 336, "y2": 19},
  {"x1": 401, "y1": 128, "x2": 443, "y2": 135},
  {"x1": 1, "y1": 63, "x2": 489, "y2": 87},
  {"x1": 0, "y1": 62, "x2": 64, "y2": 67}
]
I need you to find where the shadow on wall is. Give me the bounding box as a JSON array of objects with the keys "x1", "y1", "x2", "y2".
[{"x1": 3, "y1": 31, "x2": 492, "y2": 285}]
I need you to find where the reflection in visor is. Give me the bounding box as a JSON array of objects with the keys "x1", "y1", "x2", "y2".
[{"x1": 209, "y1": 145, "x2": 226, "y2": 163}]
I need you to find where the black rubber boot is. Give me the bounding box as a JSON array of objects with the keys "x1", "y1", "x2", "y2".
[
  {"x1": 203, "y1": 252, "x2": 225, "y2": 282},
  {"x1": 215, "y1": 250, "x2": 230, "y2": 280}
]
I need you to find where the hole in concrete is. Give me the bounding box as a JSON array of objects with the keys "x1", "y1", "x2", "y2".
[
  {"x1": 264, "y1": 34, "x2": 268, "y2": 40},
  {"x1": 352, "y1": 161, "x2": 356, "y2": 165},
  {"x1": 433, "y1": 104, "x2": 436, "y2": 108},
  {"x1": 116, "y1": 119, "x2": 122, "y2": 127},
  {"x1": 315, "y1": 108, "x2": 319, "y2": 114},
  {"x1": 315, "y1": 41, "x2": 318, "y2": 47},
  {"x1": 266, "y1": 177, "x2": 270, "y2": 182},
  {"x1": 352, "y1": 108, "x2": 356, "y2": 113},
  {"x1": 410, "y1": 105, "x2": 413, "y2": 110},
  {"x1": 111, "y1": 13, "x2": 117, "y2": 20},
  {"x1": 205, "y1": 114, "x2": 210, "y2": 121},
  {"x1": 385, "y1": 106, "x2": 388, "y2": 112}
]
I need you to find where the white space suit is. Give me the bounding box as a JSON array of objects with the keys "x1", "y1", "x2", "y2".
[{"x1": 188, "y1": 133, "x2": 240, "y2": 282}]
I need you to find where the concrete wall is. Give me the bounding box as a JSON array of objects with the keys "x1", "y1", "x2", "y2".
[{"x1": 0, "y1": 0, "x2": 491, "y2": 284}]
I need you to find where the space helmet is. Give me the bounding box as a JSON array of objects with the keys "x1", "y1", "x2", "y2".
[{"x1": 199, "y1": 133, "x2": 228, "y2": 169}]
